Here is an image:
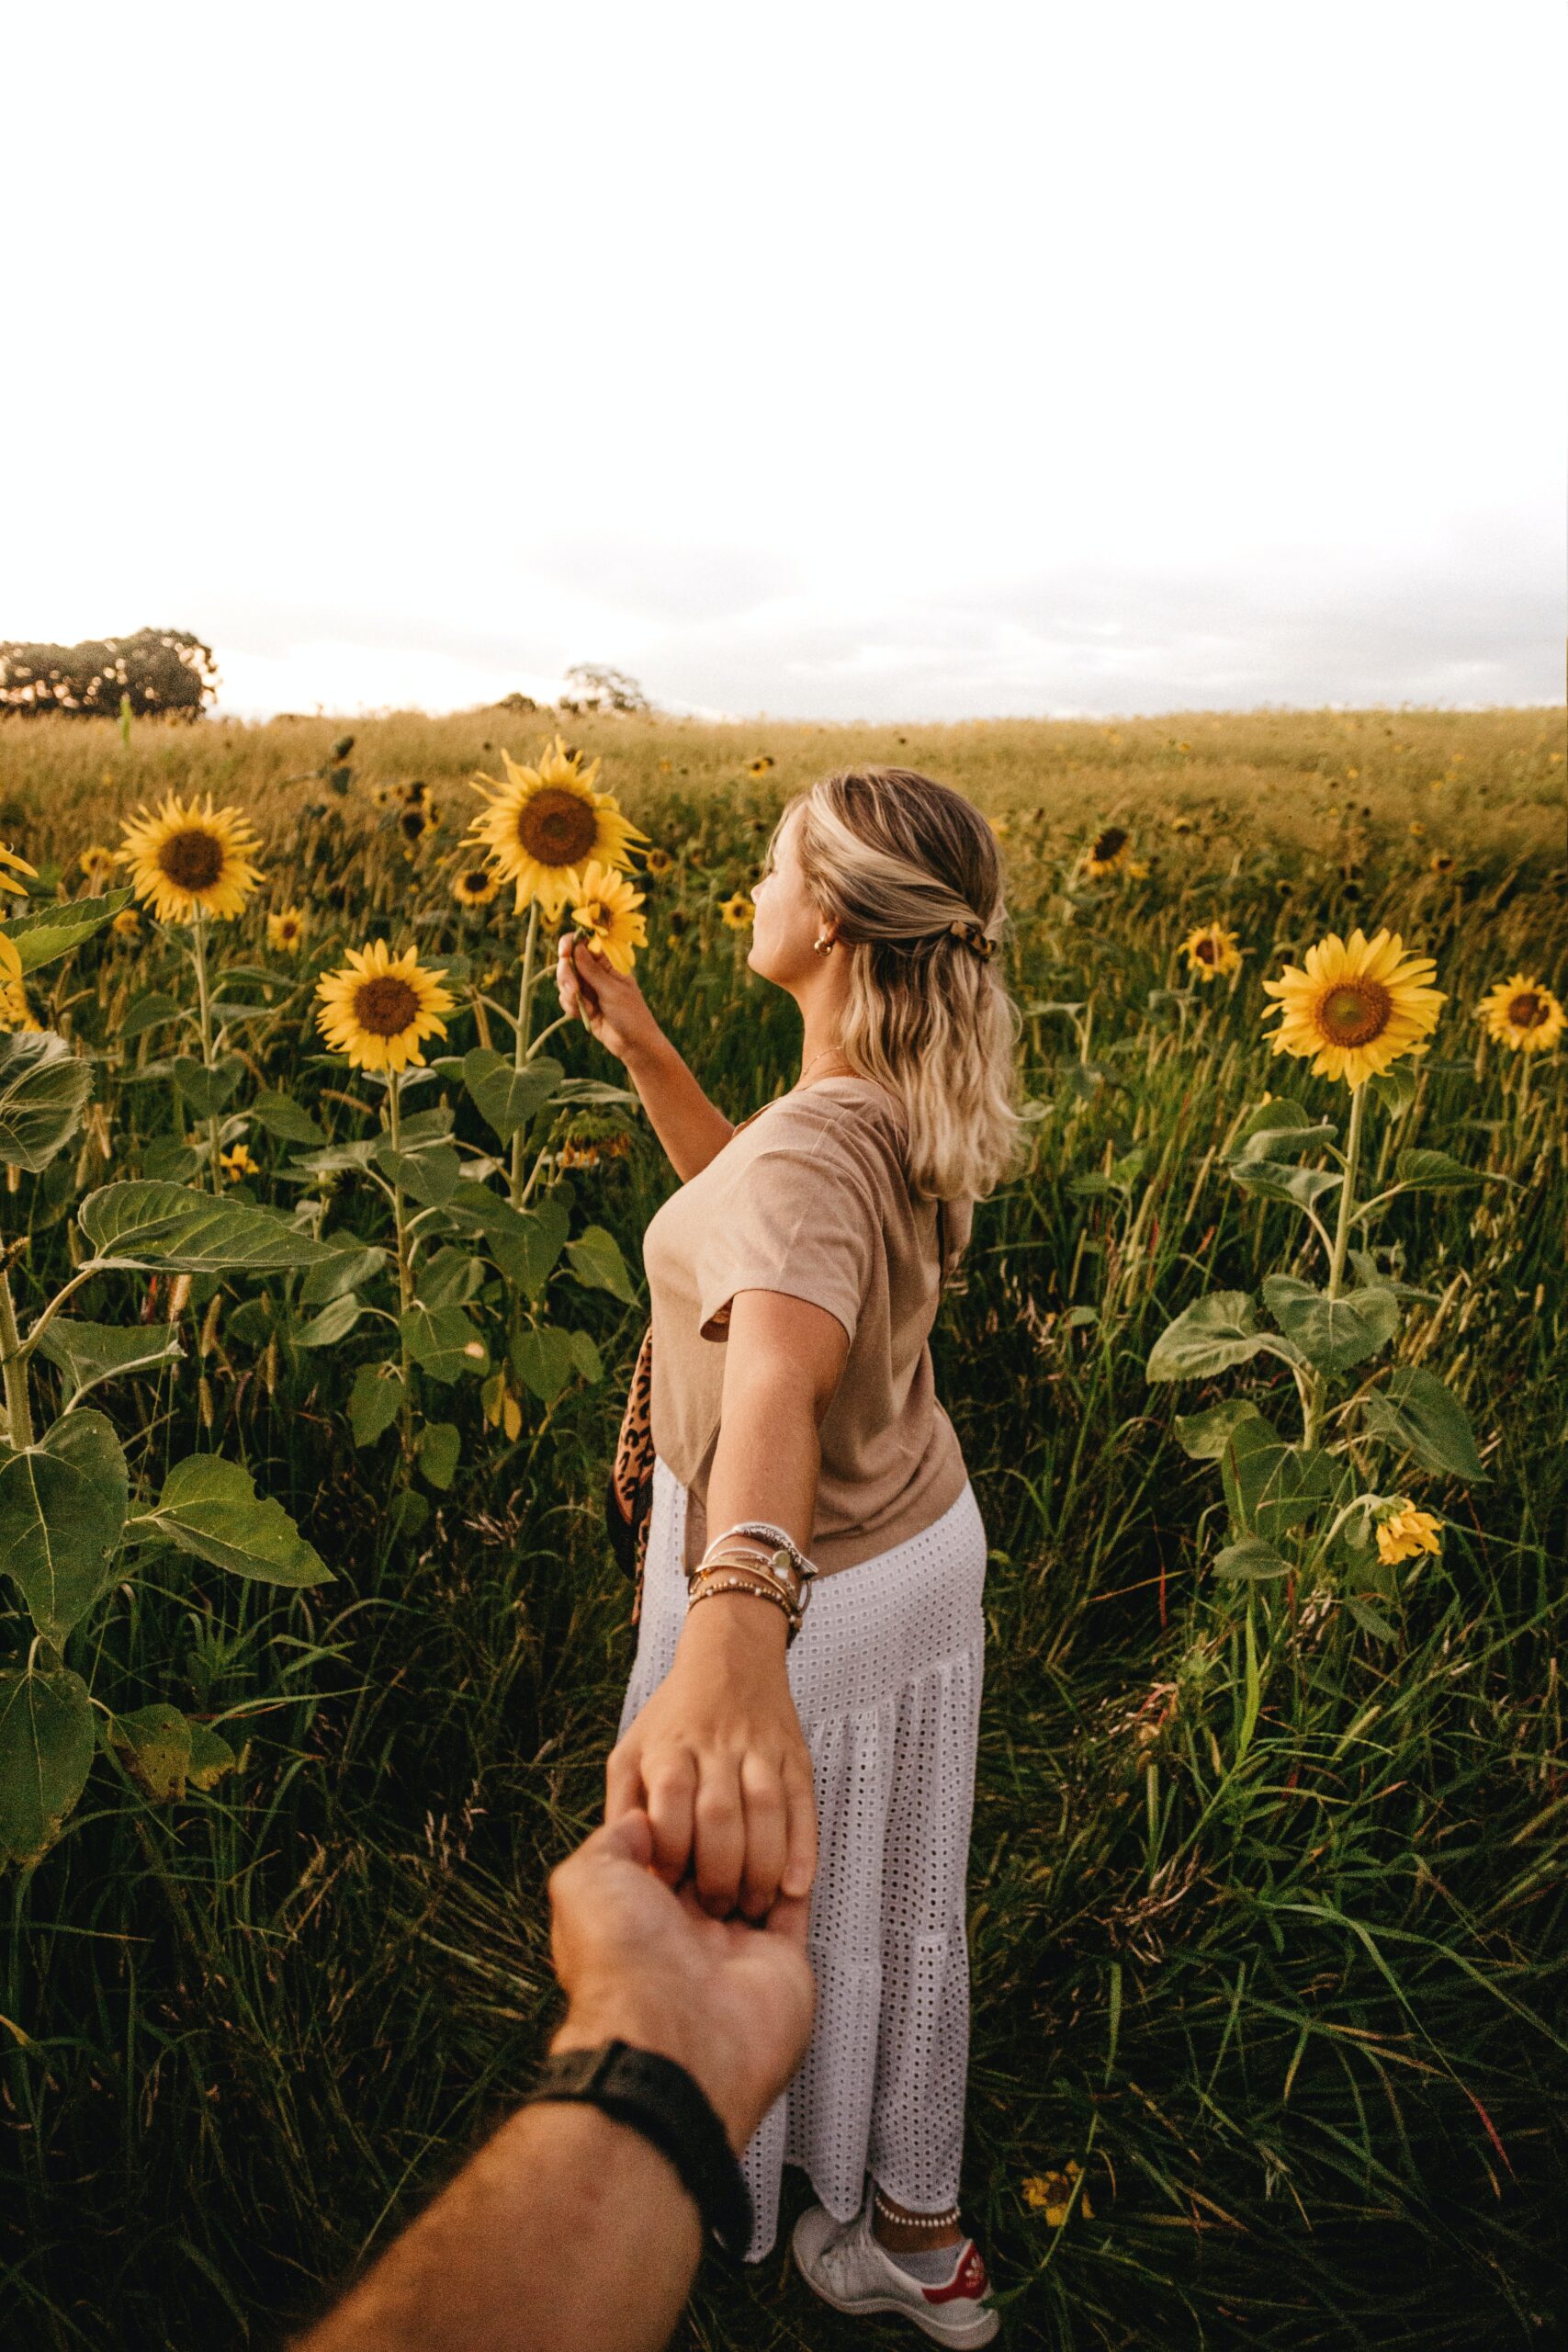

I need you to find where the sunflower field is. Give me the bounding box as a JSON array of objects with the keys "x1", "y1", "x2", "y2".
[{"x1": 0, "y1": 703, "x2": 1562, "y2": 2349}]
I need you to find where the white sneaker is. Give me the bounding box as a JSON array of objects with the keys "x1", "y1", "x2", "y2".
[{"x1": 791, "y1": 2188, "x2": 1000, "y2": 2346}]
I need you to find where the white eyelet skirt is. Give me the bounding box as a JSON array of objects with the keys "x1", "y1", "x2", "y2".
[{"x1": 615, "y1": 1453, "x2": 989, "y2": 2265}]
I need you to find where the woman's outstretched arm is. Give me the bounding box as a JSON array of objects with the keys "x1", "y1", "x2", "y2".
[
  {"x1": 555, "y1": 933, "x2": 733, "y2": 1181},
  {"x1": 604, "y1": 1285, "x2": 848, "y2": 1917}
]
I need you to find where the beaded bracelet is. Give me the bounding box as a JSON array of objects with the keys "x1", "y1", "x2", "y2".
[{"x1": 686, "y1": 1571, "x2": 797, "y2": 1638}]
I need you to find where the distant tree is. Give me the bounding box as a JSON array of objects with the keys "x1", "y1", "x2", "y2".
[
  {"x1": 560, "y1": 663, "x2": 651, "y2": 715},
  {"x1": 0, "y1": 628, "x2": 219, "y2": 718}
]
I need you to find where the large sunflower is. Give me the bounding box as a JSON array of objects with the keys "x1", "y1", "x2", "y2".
[
  {"x1": 1475, "y1": 972, "x2": 1565, "y2": 1055},
  {"x1": 1180, "y1": 921, "x2": 1244, "y2": 982},
  {"x1": 315, "y1": 940, "x2": 457, "y2": 1072},
  {"x1": 1261, "y1": 928, "x2": 1445, "y2": 1088},
  {"x1": 464, "y1": 735, "x2": 648, "y2": 919},
  {"x1": 568, "y1": 861, "x2": 648, "y2": 976},
  {"x1": 118, "y1": 793, "x2": 264, "y2": 923}
]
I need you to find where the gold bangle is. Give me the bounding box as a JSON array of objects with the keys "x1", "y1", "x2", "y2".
[
  {"x1": 692, "y1": 1543, "x2": 804, "y2": 1605},
  {"x1": 686, "y1": 1574, "x2": 797, "y2": 1639}
]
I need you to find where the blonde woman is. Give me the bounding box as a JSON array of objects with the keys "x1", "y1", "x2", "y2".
[{"x1": 555, "y1": 767, "x2": 1025, "y2": 2346}]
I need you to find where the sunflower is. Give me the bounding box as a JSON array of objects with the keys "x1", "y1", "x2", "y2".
[
  {"x1": 0, "y1": 842, "x2": 38, "y2": 899},
  {"x1": 642, "y1": 846, "x2": 673, "y2": 876},
  {"x1": 1021, "y1": 2163, "x2": 1093, "y2": 2225},
  {"x1": 1427, "y1": 853, "x2": 1454, "y2": 876},
  {"x1": 1084, "y1": 825, "x2": 1146, "y2": 879},
  {"x1": 78, "y1": 843, "x2": 118, "y2": 892},
  {"x1": 218, "y1": 1143, "x2": 261, "y2": 1184},
  {"x1": 266, "y1": 905, "x2": 309, "y2": 953},
  {"x1": 111, "y1": 907, "x2": 141, "y2": 938},
  {"x1": 1261, "y1": 928, "x2": 1446, "y2": 1089},
  {"x1": 1375, "y1": 1500, "x2": 1443, "y2": 1566},
  {"x1": 1170, "y1": 814, "x2": 1197, "y2": 835},
  {"x1": 748, "y1": 754, "x2": 775, "y2": 775},
  {"x1": 568, "y1": 861, "x2": 648, "y2": 976},
  {"x1": 1180, "y1": 922, "x2": 1244, "y2": 982},
  {"x1": 398, "y1": 806, "x2": 438, "y2": 855},
  {"x1": 1475, "y1": 972, "x2": 1565, "y2": 1055},
  {"x1": 315, "y1": 939, "x2": 457, "y2": 1072},
  {"x1": 0, "y1": 932, "x2": 33, "y2": 1030},
  {"x1": 118, "y1": 793, "x2": 264, "y2": 923},
  {"x1": 718, "y1": 891, "x2": 755, "y2": 931},
  {"x1": 452, "y1": 865, "x2": 500, "y2": 909},
  {"x1": 465, "y1": 734, "x2": 648, "y2": 919}
]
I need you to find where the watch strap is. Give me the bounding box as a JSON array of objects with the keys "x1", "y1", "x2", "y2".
[{"x1": 520, "y1": 2040, "x2": 752, "y2": 2263}]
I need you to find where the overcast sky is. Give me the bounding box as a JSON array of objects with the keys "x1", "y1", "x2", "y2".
[{"x1": 5, "y1": 1, "x2": 1562, "y2": 721}]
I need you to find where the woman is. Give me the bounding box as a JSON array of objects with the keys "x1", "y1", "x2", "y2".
[{"x1": 555, "y1": 766, "x2": 1025, "y2": 2346}]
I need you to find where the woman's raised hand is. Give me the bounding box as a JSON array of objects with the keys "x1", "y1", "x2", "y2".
[{"x1": 555, "y1": 932, "x2": 666, "y2": 1067}]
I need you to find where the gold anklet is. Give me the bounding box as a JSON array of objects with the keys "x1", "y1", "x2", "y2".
[{"x1": 873, "y1": 2188, "x2": 962, "y2": 2231}]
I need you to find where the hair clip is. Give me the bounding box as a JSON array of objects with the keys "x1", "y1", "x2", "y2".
[{"x1": 948, "y1": 919, "x2": 996, "y2": 961}]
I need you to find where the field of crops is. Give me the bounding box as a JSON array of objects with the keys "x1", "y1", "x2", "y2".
[{"x1": 0, "y1": 703, "x2": 1563, "y2": 2349}]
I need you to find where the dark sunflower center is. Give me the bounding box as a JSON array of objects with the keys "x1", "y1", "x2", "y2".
[
  {"x1": 579, "y1": 902, "x2": 606, "y2": 930},
  {"x1": 400, "y1": 811, "x2": 426, "y2": 841},
  {"x1": 353, "y1": 975, "x2": 421, "y2": 1036},
  {"x1": 519, "y1": 789, "x2": 598, "y2": 866},
  {"x1": 1092, "y1": 827, "x2": 1127, "y2": 862},
  {"x1": 1194, "y1": 937, "x2": 1218, "y2": 963},
  {"x1": 463, "y1": 870, "x2": 490, "y2": 894},
  {"x1": 1508, "y1": 991, "x2": 1544, "y2": 1028},
  {"x1": 159, "y1": 829, "x2": 225, "y2": 890},
  {"x1": 1318, "y1": 978, "x2": 1392, "y2": 1046}
]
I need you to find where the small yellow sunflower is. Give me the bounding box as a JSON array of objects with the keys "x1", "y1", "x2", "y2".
[
  {"x1": 748, "y1": 754, "x2": 775, "y2": 775},
  {"x1": 642, "y1": 846, "x2": 673, "y2": 876},
  {"x1": 118, "y1": 793, "x2": 264, "y2": 923},
  {"x1": 569, "y1": 861, "x2": 649, "y2": 977},
  {"x1": 1084, "y1": 826, "x2": 1146, "y2": 879},
  {"x1": 397, "y1": 806, "x2": 438, "y2": 855},
  {"x1": 266, "y1": 905, "x2": 309, "y2": 953},
  {"x1": 0, "y1": 932, "x2": 34, "y2": 1030},
  {"x1": 1475, "y1": 973, "x2": 1564, "y2": 1055},
  {"x1": 452, "y1": 865, "x2": 500, "y2": 909},
  {"x1": 1428, "y1": 853, "x2": 1454, "y2": 876},
  {"x1": 0, "y1": 842, "x2": 39, "y2": 899},
  {"x1": 1180, "y1": 922, "x2": 1244, "y2": 982},
  {"x1": 465, "y1": 734, "x2": 649, "y2": 920},
  {"x1": 1021, "y1": 2163, "x2": 1093, "y2": 2225},
  {"x1": 218, "y1": 1143, "x2": 261, "y2": 1184},
  {"x1": 718, "y1": 891, "x2": 755, "y2": 931},
  {"x1": 1261, "y1": 928, "x2": 1446, "y2": 1089},
  {"x1": 78, "y1": 843, "x2": 118, "y2": 892},
  {"x1": 1375, "y1": 1500, "x2": 1443, "y2": 1566},
  {"x1": 1170, "y1": 813, "x2": 1197, "y2": 835},
  {"x1": 111, "y1": 907, "x2": 141, "y2": 938},
  {"x1": 315, "y1": 939, "x2": 457, "y2": 1072}
]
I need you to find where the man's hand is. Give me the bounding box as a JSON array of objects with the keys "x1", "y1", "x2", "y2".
[{"x1": 548, "y1": 1808, "x2": 816, "y2": 2152}]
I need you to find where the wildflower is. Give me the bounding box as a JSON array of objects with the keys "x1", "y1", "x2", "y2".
[
  {"x1": 569, "y1": 861, "x2": 649, "y2": 977},
  {"x1": 0, "y1": 842, "x2": 39, "y2": 899},
  {"x1": 1475, "y1": 973, "x2": 1564, "y2": 1055},
  {"x1": 118, "y1": 793, "x2": 264, "y2": 923},
  {"x1": 452, "y1": 866, "x2": 500, "y2": 909},
  {"x1": 1180, "y1": 922, "x2": 1244, "y2": 982},
  {"x1": 111, "y1": 907, "x2": 141, "y2": 938},
  {"x1": 1375, "y1": 1499, "x2": 1443, "y2": 1566},
  {"x1": 1085, "y1": 825, "x2": 1134, "y2": 877},
  {"x1": 315, "y1": 939, "x2": 457, "y2": 1072},
  {"x1": 1428, "y1": 853, "x2": 1454, "y2": 876},
  {"x1": 398, "y1": 806, "x2": 438, "y2": 854},
  {"x1": 1021, "y1": 2162, "x2": 1093, "y2": 2225},
  {"x1": 465, "y1": 734, "x2": 647, "y2": 920},
  {"x1": 1261, "y1": 929, "x2": 1446, "y2": 1089},
  {"x1": 1408, "y1": 820, "x2": 1426, "y2": 838},
  {"x1": 218, "y1": 1143, "x2": 261, "y2": 1183},
  {"x1": 748, "y1": 754, "x2": 775, "y2": 775},
  {"x1": 1170, "y1": 813, "x2": 1197, "y2": 834},
  {"x1": 718, "y1": 892, "x2": 754, "y2": 931},
  {"x1": 78, "y1": 843, "x2": 118, "y2": 892},
  {"x1": 642, "y1": 846, "x2": 673, "y2": 876},
  {"x1": 266, "y1": 905, "x2": 308, "y2": 952}
]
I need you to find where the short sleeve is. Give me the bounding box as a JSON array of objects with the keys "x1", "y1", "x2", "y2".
[{"x1": 695, "y1": 1103, "x2": 876, "y2": 1347}]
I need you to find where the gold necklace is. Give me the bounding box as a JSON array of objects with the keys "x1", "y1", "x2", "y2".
[{"x1": 796, "y1": 1044, "x2": 849, "y2": 1090}]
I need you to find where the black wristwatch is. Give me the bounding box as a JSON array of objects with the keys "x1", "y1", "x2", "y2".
[{"x1": 519, "y1": 2039, "x2": 752, "y2": 2264}]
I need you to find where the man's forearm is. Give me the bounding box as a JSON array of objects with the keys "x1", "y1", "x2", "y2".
[
  {"x1": 624, "y1": 1035, "x2": 733, "y2": 1182},
  {"x1": 296, "y1": 2097, "x2": 704, "y2": 2352}
]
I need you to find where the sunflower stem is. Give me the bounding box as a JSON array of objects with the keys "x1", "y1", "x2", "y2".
[
  {"x1": 387, "y1": 1073, "x2": 415, "y2": 1468},
  {"x1": 190, "y1": 909, "x2": 223, "y2": 1191},
  {"x1": 508, "y1": 900, "x2": 541, "y2": 1207},
  {"x1": 0, "y1": 1263, "x2": 34, "y2": 1448},
  {"x1": 1304, "y1": 1080, "x2": 1367, "y2": 1452}
]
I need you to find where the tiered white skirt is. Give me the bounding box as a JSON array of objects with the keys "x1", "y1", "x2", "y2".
[{"x1": 615, "y1": 1454, "x2": 989, "y2": 2264}]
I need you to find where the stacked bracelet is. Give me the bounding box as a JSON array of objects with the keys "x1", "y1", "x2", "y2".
[{"x1": 685, "y1": 1522, "x2": 819, "y2": 1645}]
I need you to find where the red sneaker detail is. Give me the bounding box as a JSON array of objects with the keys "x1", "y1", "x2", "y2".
[{"x1": 922, "y1": 2242, "x2": 988, "y2": 2305}]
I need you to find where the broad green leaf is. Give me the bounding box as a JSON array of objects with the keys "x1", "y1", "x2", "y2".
[
  {"x1": 80, "y1": 1182, "x2": 334, "y2": 1271},
  {"x1": 1230, "y1": 1098, "x2": 1316, "y2": 1148},
  {"x1": 0, "y1": 1410, "x2": 129, "y2": 1642},
  {"x1": 1226, "y1": 1158, "x2": 1342, "y2": 1212},
  {"x1": 106, "y1": 1703, "x2": 192, "y2": 1803},
  {"x1": 1146, "y1": 1292, "x2": 1266, "y2": 1382},
  {"x1": 34, "y1": 1317, "x2": 185, "y2": 1408},
  {"x1": 462, "y1": 1049, "x2": 562, "y2": 1145},
  {"x1": 173, "y1": 1055, "x2": 243, "y2": 1121},
  {"x1": 0, "y1": 1668, "x2": 95, "y2": 1866},
  {"x1": 1393, "y1": 1148, "x2": 1496, "y2": 1193},
  {"x1": 131, "y1": 1453, "x2": 333, "y2": 1585},
  {"x1": 0, "y1": 1031, "x2": 93, "y2": 1171},
  {"x1": 375, "y1": 1138, "x2": 461, "y2": 1207},
  {"x1": 1261, "y1": 1274, "x2": 1400, "y2": 1374},
  {"x1": 289, "y1": 1138, "x2": 379, "y2": 1175},
  {"x1": 4, "y1": 890, "x2": 131, "y2": 974},
  {"x1": 1344, "y1": 1595, "x2": 1398, "y2": 1641},
  {"x1": 512, "y1": 1323, "x2": 578, "y2": 1403},
  {"x1": 139, "y1": 1139, "x2": 203, "y2": 1184},
  {"x1": 1231, "y1": 1117, "x2": 1337, "y2": 1163},
  {"x1": 119, "y1": 989, "x2": 184, "y2": 1040},
  {"x1": 187, "y1": 1721, "x2": 240, "y2": 1790},
  {"x1": 1213, "y1": 1537, "x2": 1291, "y2": 1579},
  {"x1": 388, "y1": 1488, "x2": 429, "y2": 1540},
  {"x1": 1370, "y1": 1063, "x2": 1421, "y2": 1115},
  {"x1": 348, "y1": 1363, "x2": 404, "y2": 1446},
  {"x1": 248, "y1": 1090, "x2": 327, "y2": 1147},
  {"x1": 299, "y1": 1243, "x2": 387, "y2": 1305},
  {"x1": 399, "y1": 1302, "x2": 489, "y2": 1383},
  {"x1": 565, "y1": 1224, "x2": 638, "y2": 1306},
  {"x1": 1173, "y1": 1398, "x2": 1266, "y2": 1461},
  {"x1": 1359, "y1": 1366, "x2": 1487, "y2": 1483},
  {"x1": 568, "y1": 1329, "x2": 604, "y2": 1384},
  {"x1": 294, "y1": 1294, "x2": 364, "y2": 1348},
  {"x1": 417, "y1": 1420, "x2": 460, "y2": 1490},
  {"x1": 443, "y1": 1188, "x2": 570, "y2": 1296},
  {"x1": 1223, "y1": 1418, "x2": 1336, "y2": 1542}
]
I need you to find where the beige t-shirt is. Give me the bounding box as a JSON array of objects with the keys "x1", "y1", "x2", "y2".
[{"x1": 641, "y1": 1073, "x2": 974, "y2": 1579}]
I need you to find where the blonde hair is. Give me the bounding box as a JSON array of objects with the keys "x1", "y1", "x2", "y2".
[{"x1": 778, "y1": 767, "x2": 1028, "y2": 1249}]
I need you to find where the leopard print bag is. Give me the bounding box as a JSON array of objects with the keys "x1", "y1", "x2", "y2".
[{"x1": 606, "y1": 1320, "x2": 656, "y2": 1623}]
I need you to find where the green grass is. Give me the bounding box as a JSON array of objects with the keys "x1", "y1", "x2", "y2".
[{"x1": 1, "y1": 705, "x2": 1563, "y2": 2347}]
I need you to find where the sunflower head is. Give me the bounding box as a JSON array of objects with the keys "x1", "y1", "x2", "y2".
[
  {"x1": 452, "y1": 865, "x2": 500, "y2": 909},
  {"x1": 0, "y1": 932, "x2": 33, "y2": 1031},
  {"x1": 315, "y1": 940, "x2": 457, "y2": 1072},
  {"x1": 464, "y1": 735, "x2": 649, "y2": 919},
  {"x1": 111, "y1": 907, "x2": 141, "y2": 938},
  {"x1": 1476, "y1": 972, "x2": 1565, "y2": 1055},
  {"x1": 748, "y1": 754, "x2": 775, "y2": 775},
  {"x1": 568, "y1": 860, "x2": 649, "y2": 977},
  {"x1": 1085, "y1": 825, "x2": 1132, "y2": 877},
  {"x1": 398, "y1": 807, "x2": 437, "y2": 854},
  {"x1": 1260, "y1": 928, "x2": 1446, "y2": 1089},
  {"x1": 78, "y1": 844, "x2": 118, "y2": 891},
  {"x1": 718, "y1": 891, "x2": 755, "y2": 932},
  {"x1": 218, "y1": 1143, "x2": 261, "y2": 1184},
  {"x1": 266, "y1": 905, "x2": 308, "y2": 953},
  {"x1": 1180, "y1": 922, "x2": 1244, "y2": 982},
  {"x1": 118, "y1": 793, "x2": 264, "y2": 923},
  {"x1": 1374, "y1": 1499, "x2": 1443, "y2": 1566},
  {"x1": 643, "y1": 846, "x2": 673, "y2": 876}
]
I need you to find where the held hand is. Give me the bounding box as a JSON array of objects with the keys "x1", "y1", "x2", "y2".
[
  {"x1": 548, "y1": 1807, "x2": 817, "y2": 2153},
  {"x1": 605, "y1": 1603, "x2": 818, "y2": 1924},
  {"x1": 555, "y1": 931, "x2": 666, "y2": 1066}
]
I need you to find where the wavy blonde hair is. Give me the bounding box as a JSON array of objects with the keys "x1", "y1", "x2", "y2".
[{"x1": 776, "y1": 767, "x2": 1028, "y2": 1241}]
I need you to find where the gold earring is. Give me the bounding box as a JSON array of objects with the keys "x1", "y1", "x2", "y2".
[{"x1": 813, "y1": 935, "x2": 834, "y2": 956}]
